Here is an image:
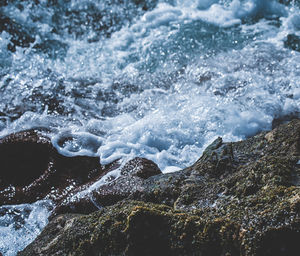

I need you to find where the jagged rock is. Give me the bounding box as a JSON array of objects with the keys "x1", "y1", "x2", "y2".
[
  {"x1": 193, "y1": 137, "x2": 234, "y2": 178},
  {"x1": 90, "y1": 157, "x2": 162, "y2": 207},
  {"x1": 53, "y1": 157, "x2": 162, "y2": 216},
  {"x1": 272, "y1": 114, "x2": 300, "y2": 129},
  {"x1": 19, "y1": 200, "x2": 242, "y2": 256},
  {"x1": 19, "y1": 119, "x2": 300, "y2": 255},
  {"x1": 0, "y1": 130, "x2": 103, "y2": 205}
]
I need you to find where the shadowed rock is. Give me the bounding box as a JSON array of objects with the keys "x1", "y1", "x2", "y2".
[
  {"x1": 0, "y1": 129, "x2": 163, "y2": 215},
  {"x1": 284, "y1": 34, "x2": 300, "y2": 52},
  {"x1": 0, "y1": 130, "x2": 103, "y2": 205},
  {"x1": 0, "y1": 14, "x2": 35, "y2": 52},
  {"x1": 53, "y1": 157, "x2": 162, "y2": 216},
  {"x1": 19, "y1": 119, "x2": 300, "y2": 255}
]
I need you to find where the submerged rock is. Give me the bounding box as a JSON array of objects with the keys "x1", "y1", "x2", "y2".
[
  {"x1": 279, "y1": 0, "x2": 300, "y2": 6},
  {"x1": 0, "y1": 13, "x2": 35, "y2": 52},
  {"x1": 19, "y1": 119, "x2": 300, "y2": 255},
  {"x1": 284, "y1": 34, "x2": 300, "y2": 52}
]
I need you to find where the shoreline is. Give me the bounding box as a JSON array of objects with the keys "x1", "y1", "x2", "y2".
[{"x1": 1, "y1": 119, "x2": 299, "y2": 255}]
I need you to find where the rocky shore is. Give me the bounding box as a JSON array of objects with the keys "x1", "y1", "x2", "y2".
[{"x1": 1, "y1": 119, "x2": 300, "y2": 255}]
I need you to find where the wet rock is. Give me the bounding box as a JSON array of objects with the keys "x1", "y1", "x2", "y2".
[
  {"x1": 271, "y1": 113, "x2": 299, "y2": 129},
  {"x1": 132, "y1": 170, "x2": 188, "y2": 207},
  {"x1": 33, "y1": 39, "x2": 68, "y2": 59},
  {"x1": 279, "y1": 0, "x2": 293, "y2": 4},
  {"x1": 193, "y1": 137, "x2": 234, "y2": 178},
  {"x1": 0, "y1": 13, "x2": 35, "y2": 52},
  {"x1": 0, "y1": 130, "x2": 103, "y2": 205},
  {"x1": 121, "y1": 157, "x2": 162, "y2": 179},
  {"x1": 20, "y1": 119, "x2": 300, "y2": 255},
  {"x1": 131, "y1": 0, "x2": 158, "y2": 11},
  {"x1": 0, "y1": 130, "x2": 54, "y2": 188},
  {"x1": 284, "y1": 34, "x2": 300, "y2": 52},
  {"x1": 255, "y1": 227, "x2": 300, "y2": 256},
  {"x1": 279, "y1": 0, "x2": 300, "y2": 5},
  {"x1": 53, "y1": 157, "x2": 162, "y2": 216},
  {"x1": 90, "y1": 157, "x2": 162, "y2": 207},
  {"x1": 89, "y1": 157, "x2": 162, "y2": 207},
  {"x1": 50, "y1": 0, "x2": 157, "y2": 42},
  {"x1": 19, "y1": 200, "x2": 241, "y2": 256},
  {"x1": 0, "y1": 1, "x2": 8, "y2": 7}
]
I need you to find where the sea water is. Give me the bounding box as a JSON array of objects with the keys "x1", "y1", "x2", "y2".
[
  {"x1": 0, "y1": 0, "x2": 299, "y2": 254},
  {"x1": 0, "y1": 200, "x2": 53, "y2": 255}
]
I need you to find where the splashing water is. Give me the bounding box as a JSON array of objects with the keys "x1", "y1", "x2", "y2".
[
  {"x1": 0, "y1": 200, "x2": 54, "y2": 255},
  {"x1": 0, "y1": 0, "x2": 299, "y2": 171},
  {"x1": 0, "y1": 0, "x2": 300, "y2": 253}
]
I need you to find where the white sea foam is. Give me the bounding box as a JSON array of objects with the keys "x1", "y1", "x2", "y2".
[
  {"x1": 0, "y1": 1, "x2": 299, "y2": 174},
  {"x1": 0, "y1": 1, "x2": 300, "y2": 252},
  {"x1": 231, "y1": 0, "x2": 287, "y2": 20},
  {"x1": 55, "y1": 41, "x2": 298, "y2": 172},
  {"x1": 0, "y1": 32, "x2": 12, "y2": 71},
  {"x1": 51, "y1": 130, "x2": 103, "y2": 157},
  {"x1": 46, "y1": 0, "x2": 290, "y2": 80},
  {"x1": 0, "y1": 2, "x2": 299, "y2": 172}
]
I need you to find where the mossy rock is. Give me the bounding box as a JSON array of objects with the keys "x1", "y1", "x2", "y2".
[
  {"x1": 20, "y1": 119, "x2": 300, "y2": 255},
  {"x1": 19, "y1": 200, "x2": 242, "y2": 256}
]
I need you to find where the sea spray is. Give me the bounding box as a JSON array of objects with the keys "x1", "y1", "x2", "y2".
[{"x1": 0, "y1": 1, "x2": 300, "y2": 253}]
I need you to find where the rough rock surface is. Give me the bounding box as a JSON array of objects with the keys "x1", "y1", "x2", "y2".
[
  {"x1": 53, "y1": 157, "x2": 162, "y2": 216},
  {"x1": 18, "y1": 119, "x2": 300, "y2": 255},
  {"x1": 0, "y1": 130, "x2": 162, "y2": 210}
]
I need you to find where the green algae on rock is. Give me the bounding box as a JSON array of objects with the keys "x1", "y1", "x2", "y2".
[{"x1": 19, "y1": 119, "x2": 300, "y2": 255}]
